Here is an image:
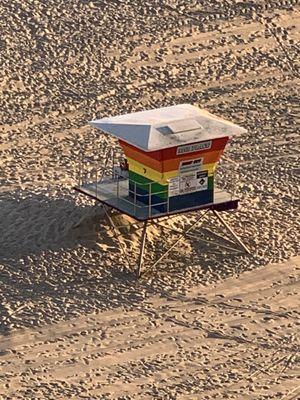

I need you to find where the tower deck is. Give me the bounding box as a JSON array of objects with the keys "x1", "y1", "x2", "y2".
[{"x1": 74, "y1": 177, "x2": 238, "y2": 221}]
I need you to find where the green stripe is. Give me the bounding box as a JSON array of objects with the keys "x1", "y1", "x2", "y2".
[
  {"x1": 129, "y1": 171, "x2": 214, "y2": 197},
  {"x1": 129, "y1": 171, "x2": 168, "y2": 199}
]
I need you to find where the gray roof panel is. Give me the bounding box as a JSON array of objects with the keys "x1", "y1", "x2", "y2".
[{"x1": 89, "y1": 104, "x2": 246, "y2": 151}]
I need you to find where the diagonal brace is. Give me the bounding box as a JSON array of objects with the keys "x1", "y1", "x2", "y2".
[
  {"x1": 147, "y1": 209, "x2": 210, "y2": 273},
  {"x1": 137, "y1": 221, "x2": 148, "y2": 277},
  {"x1": 212, "y1": 210, "x2": 250, "y2": 254}
]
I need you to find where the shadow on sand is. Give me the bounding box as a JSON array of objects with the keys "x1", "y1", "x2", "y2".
[{"x1": 0, "y1": 189, "x2": 245, "y2": 335}]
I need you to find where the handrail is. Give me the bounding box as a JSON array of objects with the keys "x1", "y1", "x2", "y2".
[
  {"x1": 77, "y1": 152, "x2": 235, "y2": 216},
  {"x1": 114, "y1": 194, "x2": 168, "y2": 210},
  {"x1": 127, "y1": 188, "x2": 167, "y2": 197}
]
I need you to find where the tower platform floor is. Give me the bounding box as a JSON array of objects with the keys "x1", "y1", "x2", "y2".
[{"x1": 74, "y1": 178, "x2": 238, "y2": 221}]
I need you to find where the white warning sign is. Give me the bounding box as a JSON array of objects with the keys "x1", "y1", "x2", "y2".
[
  {"x1": 168, "y1": 176, "x2": 180, "y2": 197},
  {"x1": 195, "y1": 171, "x2": 208, "y2": 191},
  {"x1": 168, "y1": 171, "x2": 208, "y2": 197}
]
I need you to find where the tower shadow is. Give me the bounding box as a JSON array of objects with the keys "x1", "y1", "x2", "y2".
[{"x1": 0, "y1": 189, "x2": 249, "y2": 335}]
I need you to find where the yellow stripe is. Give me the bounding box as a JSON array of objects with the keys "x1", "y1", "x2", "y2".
[
  {"x1": 127, "y1": 156, "x2": 216, "y2": 185},
  {"x1": 127, "y1": 157, "x2": 163, "y2": 182}
]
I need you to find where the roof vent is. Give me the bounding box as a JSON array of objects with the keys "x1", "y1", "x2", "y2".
[{"x1": 167, "y1": 118, "x2": 203, "y2": 134}]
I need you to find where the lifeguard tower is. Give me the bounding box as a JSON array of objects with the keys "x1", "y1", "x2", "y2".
[{"x1": 75, "y1": 104, "x2": 250, "y2": 276}]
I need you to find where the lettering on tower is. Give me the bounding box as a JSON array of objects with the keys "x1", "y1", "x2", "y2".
[{"x1": 176, "y1": 140, "x2": 212, "y2": 155}]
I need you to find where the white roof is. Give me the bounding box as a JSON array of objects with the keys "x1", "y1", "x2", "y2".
[{"x1": 89, "y1": 104, "x2": 246, "y2": 152}]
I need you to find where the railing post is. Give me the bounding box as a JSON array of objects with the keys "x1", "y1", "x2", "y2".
[
  {"x1": 134, "y1": 181, "x2": 137, "y2": 216},
  {"x1": 112, "y1": 148, "x2": 115, "y2": 179},
  {"x1": 117, "y1": 177, "x2": 119, "y2": 199},
  {"x1": 167, "y1": 185, "x2": 170, "y2": 214},
  {"x1": 149, "y1": 182, "x2": 152, "y2": 218}
]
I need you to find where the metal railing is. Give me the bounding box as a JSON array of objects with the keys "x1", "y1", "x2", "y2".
[
  {"x1": 114, "y1": 177, "x2": 170, "y2": 218},
  {"x1": 77, "y1": 147, "x2": 235, "y2": 218}
]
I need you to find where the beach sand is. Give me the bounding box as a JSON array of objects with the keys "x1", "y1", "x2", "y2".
[
  {"x1": 0, "y1": 258, "x2": 299, "y2": 398},
  {"x1": 0, "y1": 0, "x2": 299, "y2": 398}
]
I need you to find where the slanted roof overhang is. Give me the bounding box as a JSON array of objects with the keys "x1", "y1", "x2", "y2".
[{"x1": 89, "y1": 104, "x2": 246, "y2": 152}]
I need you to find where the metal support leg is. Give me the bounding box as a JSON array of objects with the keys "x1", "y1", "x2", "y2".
[
  {"x1": 212, "y1": 210, "x2": 251, "y2": 254},
  {"x1": 150, "y1": 210, "x2": 209, "y2": 271},
  {"x1": 103, "y1": 206, "x2": 130, "y2": 268},
  {"x1": 137, "y1": 221, "x2": 148, "y2": 277}
]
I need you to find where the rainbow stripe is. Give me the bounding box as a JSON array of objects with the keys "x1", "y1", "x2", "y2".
[
  {"x1": 127, "y1": 156, "x2": 216, "y2": 184},
  {"x1": 119, "y1": 137, "x2": 229, "y2": 211}
]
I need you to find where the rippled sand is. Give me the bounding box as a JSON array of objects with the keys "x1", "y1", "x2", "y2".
[{"x1": 0, "y1": 1, "x2": 299, "y2": 398}]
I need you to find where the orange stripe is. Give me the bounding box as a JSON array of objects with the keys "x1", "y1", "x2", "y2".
[
  {"x1": 121, "y1": 142, "x2": 163, "y2": 171},
  {"x1": 122, "y1": 142, "x2": 225, "y2": 173}
]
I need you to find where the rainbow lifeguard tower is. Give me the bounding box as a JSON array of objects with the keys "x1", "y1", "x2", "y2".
[{"x1": 75, "y1": 104, "x2": 250, "y2": 276}]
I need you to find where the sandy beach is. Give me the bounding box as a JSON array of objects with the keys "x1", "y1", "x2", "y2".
[
  {"x1": 0, "y1": 258, "x2": 299, "y2": 398},
  {"x1": 0, "y1": 0, "x2": 299, "y2": 398}
]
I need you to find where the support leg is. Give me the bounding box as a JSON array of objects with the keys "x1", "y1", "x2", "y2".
[
  {"x1": 212, "y1": 210, "x2": 251, "y2": 254},
  {"x1": 103, "y1": 206, "x2": 130, "y2": 268},
  {"x1": 137, "y1": 221, "x2": 148, "y2": 278},
  {"x1": 150, "y1": 210, "x2": 209, "y2": 271}
]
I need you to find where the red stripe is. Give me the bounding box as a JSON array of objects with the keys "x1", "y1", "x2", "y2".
[
  {"x1": 119, "y1": 140, "x2": 163, "y2": 161},
  {"x1": 162, "y1": 137, "x2": 229, "y2": 158},
  {"x1": 119, "y1": 137, "x2": 229, "y2": 163}
]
